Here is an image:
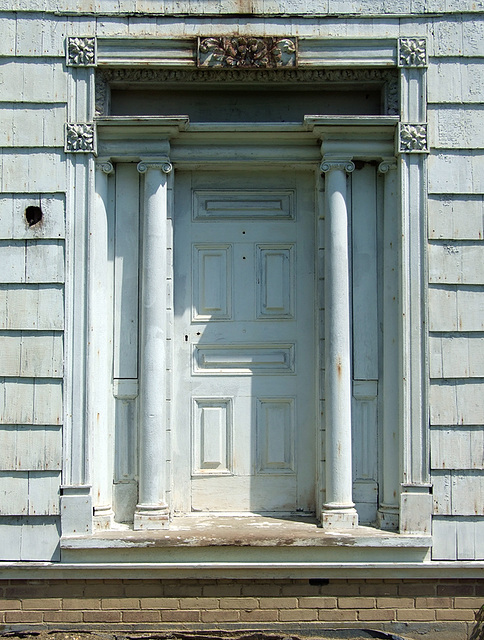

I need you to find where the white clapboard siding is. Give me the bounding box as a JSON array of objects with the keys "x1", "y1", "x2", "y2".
[
  {"x1": 429, "y1": 152, "x2": 484, "y2": 195},
  {"x1": 429, "y1": 287, "x2": 484, "y2": 332},
  {"x1": 431, "y1": 427, "x2": 484, "y2": 470},
  {"x1": 429, "y1": 243, "x2": 484, "y2": 284},
  {"x1": 0, "y1": 471, "x2": 59, "y2": 516},
  {"x1": 14, "y1": 14, "x2": 68, "y2": 56},
  {"x1": 0, "y1": 13, "x2": 16, "y2": 55},
  {"x1": 1, "y1": 151, "x2": 67, "y2": 193},
  {"x1": 0, "y1": 331, "x2": 63, "y2": 377},
  {"x1": 428, "y1": 196, "x2": 484, "y2": 240},
  {"x1": 430, "y1": 380, "x2": 484, "y2": 425},
  {"x1": 429, "y1": 106, "x2": 484, "y2": 149},
  {"x1": 0, "y1": 241, "x2": 64, "y2": 283},
  {"x1": 0, "y1": 60, "x2": 67, "y2": 103},
  {"x1": 433, "y1": 471, "x2": 484, "y2": 515},
  {"x1": 0, "y1": 105, "x2": 66, "y2": 148},
  {"x1": 429, "y1": 335, "x2": 484, "y2": 379},
  {"x1": 428, "y1": 60, "x2": 484, "y2": 104},
  {"x1": 0, "y1": 194, "x2": 65, "y2": 240},
  {"x1": 432, "y1": 517, "x2": 484, "y2": 560},
  {"x1": 0, "y1": 517, "x2": 60, "y2": 561},
  {"x1": 0, "y1": 378, "x2": 62, "y2": 425},
  {"x1": 0, "y1": 426, "x2": 62, "y2": 470},
  {"x1": 0, "y1": 285, "x2": 64, "y2": 330}
]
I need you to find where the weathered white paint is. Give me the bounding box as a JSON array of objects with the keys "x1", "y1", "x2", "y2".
[
  {"x1": 428, "y1": 196, "x2": 484, "y2": 241},
  {"x1": 0, "y1": 60, "x2": 67, "y2": 102},
  {"x1": 429, "y1": 287, "x2": 484, "y2": 332},
  {"x1": 321, "y1": 157, "x2": 358, "y2": 530},
  {"x1": 0, "y1": 331, "x2": 63, "y2": 377},
  {"x1": 429, "y1": 335, "x2": 484, "y2": 378},
  {"x1": 429, "y1": 152, "x2": 484, "y2": 195},
  {"x1": 428, "y1": 60, "x2": 484, "y2": 104},
  {"x1": 0, "y1": 517, "x2": 60, "y2": 561},
  {"x1": 433, "y1": 471, "x2": 484, "y2": 516},
  {"x1": 0, "y1": 425, "x2": 62, "y2": 470},
  {"x1": 0, "y1": 151, "x2": 67, "y2": 193},
  {"x1": 429, "y1": 106, "x2": 484, "y2": 149},
  {"x1": 430, "y1": 380, "x2": 484, "y2": 425},
  {"x1": 431, "y1": 428, "x2": 484, "y2": 470},
  {"x1": 429, "y1": 243, "x2": 484, "y2": 284},
  {"x1": 134, "y1": 159, "x2": 171, "y2": 530},
  {"x1": 0, "y1": 194, "x2": 65, "y2": 240},
  {"x1": 0, "y1": 285, "x2": 64, "y2": 330},
  {"x1": 0, "y1": 105, "x2": 66, "y2": 147},
  {"x1": 0, "y1": 378, "x2": 62, "y2": 425}
]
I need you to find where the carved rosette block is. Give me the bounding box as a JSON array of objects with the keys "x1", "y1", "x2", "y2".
[
  {"x1": 67, "y1": 36, "x2": 96, "y2": 67},
  {"x1": 398, "y1": 38, "x2": 427, "y2": 67},
  {"x1": 65, "y1": 123, "x2": 95, "y2": 153},
  {"x1": 198, "y1": 36, "x2": 297, "y2": 68},
  {"x1": 398, "y1": 123, "x2": 428, "y2": 153}
]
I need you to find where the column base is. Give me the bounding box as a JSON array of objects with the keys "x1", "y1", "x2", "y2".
[
  {"x1": 93, "y1": 505, "x2": 114, "y2": 530},
  {"x1": 321, "y1": 506, "x2": 358, "y2": 529},
  {"x1": 134, "y1": 504, "x2": 170, "y2": 530},
  {"x1": 377, "y1": 504, "x2": 399, "y2": 531}
]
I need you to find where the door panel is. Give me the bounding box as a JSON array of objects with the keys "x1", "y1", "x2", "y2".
[{"x1": 173, "y1": 169, "x2": 316, "y2": 514}]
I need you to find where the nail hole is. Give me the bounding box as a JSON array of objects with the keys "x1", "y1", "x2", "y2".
[
  {"x1": 242, "y1": 230, "x2": 246, "y2": 234},
  {"x1": 196, "y1": 332, "x2": 201, "y2": 336},
  {"x1": 25, "y1": 205, "x2": 42, "y2": 227},
  {"x1": 242, "y1": 256, "x2": 246, "y2": 260},
  {"x1": 184, "y1": 335, "x2": 188, "y2": 342}
]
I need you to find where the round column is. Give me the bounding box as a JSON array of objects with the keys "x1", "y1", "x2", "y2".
[
  {"x1": 321, "y1": 157, "x2": 358, "y2": 529},
  {"x1": 134, "y1": 159, "x2": 172, "y2": 530}
]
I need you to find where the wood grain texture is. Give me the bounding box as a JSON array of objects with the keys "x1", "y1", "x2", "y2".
[
  {"x1": 429, "y1": 335, "x2": 484, "y2": 379},
  {"x1": 430, "y1": 380, "x2": 484, "y2": 425},
  {"x1": 0, "y1": 378, "x2": 62, "y2": 425},
  {"x1": 0, "y1": 194, "x2": 65, "y2": 240},
  {"x1": 431, "y1": 427, "x2": 484, "y2": 470},
  {"x1": 0, "y1": 285, "x2": 64, "y2": 330},
  {"x1": 429, "y1": 287, "x2": 484, "y2": 332},
  {"x1": 428, "y1": 196, "x2": 484, "y2": 240},
  {"x1": 0, "y1": 425, "x2": 62, "y2": 470}
]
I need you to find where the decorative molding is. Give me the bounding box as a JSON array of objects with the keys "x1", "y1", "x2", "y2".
[
  {"x1": 398, "y1": 38, "x2": 427, "y2": 68},
  {"x1": 198, "y1": 36, "x2": 297, "y2": 69},
  {"x1": 321, "y1": 159, "x2": 355, "y2": 174},
  {"x1": 67, "y1": 36, "x2": 96, "y2": 67},
  {"x1": 95, "y1": 68, "x2": 398, "y2": 117},
  {"x1": 137, "y1": 160, "x2": 173, "y2": 174},
  {"x1": 65, "y1": 123, "x2": 95, "y2": 153},
  {"x1": 398, "y1": 123, "x2": 428, "y2": 153},
  {"x1": 378, "y1": 158, "x2": 398, "y2": 173},
  {"x1": 96, "y1": 160, "x2": 114, "y2": 174}
]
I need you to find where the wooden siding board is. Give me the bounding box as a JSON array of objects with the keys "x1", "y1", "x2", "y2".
[
  {"x1": 28, "y1": 471, "x2": 60, "y2": 515},
  {"x1": 433, "y1": 471, "x2": 484, "y2": 516},
  {"x1": 0, "y1": 378, "x2": 62, "y2": 425},
  {"x1": 19, "y1": 517, "x2": 60, "y2": 561},
  {"x1": 462, "y1": 16, "x2": 484, "y2": 56},
  {"x1": 429, "y1": 335, "x2": 484, "y2": 379},
  {"x1": 26, "y1": 240, "x2": 65, "y2": 284},
  {"x1": 0, "y1": 13, "x2": 16, "y2": 56},
  {"x1": 1, "y1": 151, "x2": 67, "y2": 193},
  {"x1": 0, "y1": 425, "x2": 62, "y2": 471},
  {"x1": 428, "y1": 196, "x2": 484, "y2": 240},
  {"x1": 0, "y1": 105, "x2": 66, "y2": 148},
  {"x1": 429, "y1": 106, "x2": 484, "y2": 149},
  {"x1": 432, "y1": 517, "x2": 457, "y2": 560},
  {"x1": 14, "y1": 14, "x2": 67, "y2": 57},
  {"x1": 0, "y1": 472, "x2": 28, "y2": 515},
  {"x1": 429, "y1": 287, "x2": 484, "y2": 332},
  {"x1": 428, "y1": 60, "x2": 484, "y2": 104},
  {"x1": 0, "y1": 194, "x2": 65, "y2": 240},
  {"x1": 0, "y1": 60, "x2": 67, "y2": 103},
  {"x1": 429, "y1": 152, "x2": 484, "y2": 195},
  {"x1": 0, "y1": 285, "x2": 64, "y2": 330},
  {"x1": 431, "y1": 427, "x2": 484, "y2": 470},
  {"x1": 0, "y1": 518, "x2": 22, "y2": 560}
]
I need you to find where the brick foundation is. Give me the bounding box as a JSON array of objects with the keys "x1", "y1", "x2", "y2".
[{"x1": 0, "y1": 579, "x2": 482, "y2": 640}]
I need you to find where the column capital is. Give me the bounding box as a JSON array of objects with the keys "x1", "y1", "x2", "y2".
[
  {"x1": 321, "y1": 157, "x2": 355, "y2": 174},
  {"x1": 95, "y1": 159, "x2": 114, "y2": 175},
  {"x1": 378, "y1": 158, "x2": 398, "y2": 174},
  {"x1": 137, "y1": 159, "x2": 173, "y2": 174}
]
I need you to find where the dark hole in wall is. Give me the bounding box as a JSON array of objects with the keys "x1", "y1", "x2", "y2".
[{"x1": 25, "y1": 205, "x2": 43, "y2": 227}]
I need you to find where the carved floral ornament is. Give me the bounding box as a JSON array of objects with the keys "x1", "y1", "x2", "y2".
[
  {"x1": 398, "y1": 38, "x2": 427, "y2": 67},
  {"x1": 65, "y1": 123, "x2": 95, "y2": 153},
  {"x1": 67, "y1": 37, "x2": 96, "y2": 66},
  {"x1": 198, "y1": 37, "x2": 297, "y2": 68},
  {"x1": 399, "y1": 123, "x2": 428, "y2": 153}
]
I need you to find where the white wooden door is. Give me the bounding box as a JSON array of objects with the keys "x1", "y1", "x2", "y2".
[{"x1": 173, "y1": 169, "x2": 316, "y2": 514}]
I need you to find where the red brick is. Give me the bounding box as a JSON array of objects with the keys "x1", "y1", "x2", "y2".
[
  {"x1": 396, "y1": 609, "x2": 436, "y2": 621},
  {"x1": 0, "y1": 599, "x2": 21, "y2": 610},
  {"x1": 101, "y1": 597, "x2": 139, "y2": 609},
  {"x1": 279, "y1": 608, "x2": 318, "y2": 621},
  {"x1": 23, "y1": 598, "x2": 62, "y2": 610},
  {"x1": 319, "y1": 609, "x2": 357, "y2": 621},
  {"x1": 63, "y1": 598, "x2": 100, "y2": 610},
  {"x1": 140, "y1": 597, "x2": 179, "y2": 609},
  {"x1": 358, "y1": 609, "x2": 396, "y2": 621},
  {"x1": 436, "y1": 609, "x2": 476, "y2": 621},
  {"x1": 338, "y1": 597, "x2": 375, "y2": 609},
  {"x1": 298, "y1": 596, "x2": 337, "y2": 609}
]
